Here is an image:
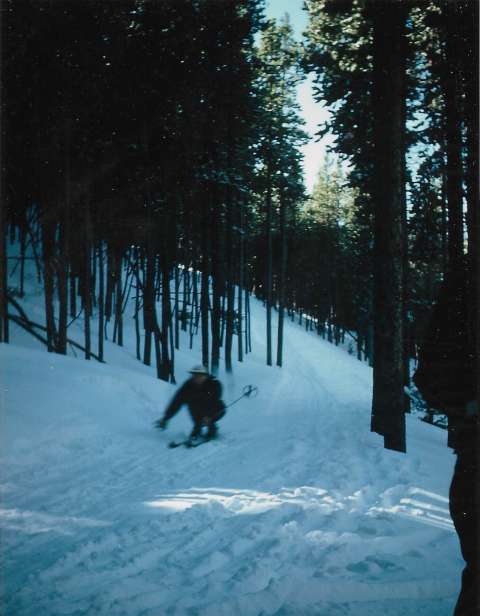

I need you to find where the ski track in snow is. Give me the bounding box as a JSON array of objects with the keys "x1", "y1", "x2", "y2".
[{"x1": 1, "y1": 279, "x2": 462, "y2": 615}]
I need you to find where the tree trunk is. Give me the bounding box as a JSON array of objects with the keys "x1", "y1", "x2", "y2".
[
  {"x1": 143, "y1": 249, "x2": 155, "y2": 366},
  {"x1": 181, "y1": 266, "x2": 189, "y2": 332},
  {"x1": 160, "y1": 258, "x2": 172, "y2": 382},
  {"x1": 461, "y1": 0, "x2": 478, "y2": 256},
  {"x1": 210, "y1": 190, "x2": 222, "y2": 375},
  {"x1": 190, "y1": 263, "x2": 198, "y2": 350},
  {"x1": 237, "y1": 201, "x2": 245, "y2": 363},
  {"x1": 265, "y1": 169, "x2": 273, "y2": 367},
  {"x1": 225, "y1": 190, "x2": 235, "y2": 372},
  {"x1": 98, "y1": 242, "x2": 105, "y2": 362},
  {"x1": 41, "y1": 217, "x2": 57, "y2": 352},
  {"x1": 114, "y1": 253, "x2": 123, "y2": 346},
  {"x1": 201, "y1": 197, "x2": 210, "y2": 370},
  {"x1": 57, "y1": 151, "x2": 70, "y2": 355},
  {"x1": 245, "y1": 289, "x2": 252, "y2": 354},
  {"x1": 174, "y1": 265, "x2": 180, "y2": 350},
  {"x1": 443, "y1": 0, "x2": 464, "y2": 268},
  {"x1": 276, "y1": 187, "x2": 287, "y2": 367},
  {"x1": 19, "y1": 223, "x2": 26, "y2": 297},
  {"x1": 370, "y1": 0, "x2": 407, "y2": 453},
  {"x1": 0, "y1": 198, "x2": 8, "y2": 343},
  {"x1": 84, "y1": 201, "x2": 93, "y2": 360}
]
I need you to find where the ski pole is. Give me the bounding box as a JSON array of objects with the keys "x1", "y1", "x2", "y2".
[{"x1": 225, "y1": 384, "x2": 258, "y2": 409}]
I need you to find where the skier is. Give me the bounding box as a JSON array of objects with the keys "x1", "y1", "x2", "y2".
[
  {"x1": 413, "y1": 256, "x2": 478, "y2": 616},
  {"x1": 155, "y1": 365, "x2": 226, "y2": 445}
]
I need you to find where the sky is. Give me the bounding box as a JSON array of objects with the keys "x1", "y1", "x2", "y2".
[{"x1": 265, "y1": 0, "x2": 335, "y2": 194}]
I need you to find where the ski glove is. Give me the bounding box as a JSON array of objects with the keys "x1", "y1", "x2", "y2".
[{"x1": 155, "y1": 418, "x2": 168, "y2": 430}]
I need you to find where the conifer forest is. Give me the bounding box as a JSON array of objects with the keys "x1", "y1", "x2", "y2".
[{"x1": 1, "y1": 0, "x2": 478, "y2": 455}]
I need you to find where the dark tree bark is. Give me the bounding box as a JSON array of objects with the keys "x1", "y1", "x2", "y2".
[
  {"x1": 201, "y1": 195, "x2": 210, "y2": 370},
  {"x1": 181, "y1": 266, "x2": 190, "y2": 332},
  {"x1": 160, "y1": 256, "x2": 172, "y2": 382},
  {"x1": 461, "y1": 0, "x2": 478, "y2": 256},
  {"x1": 237, "y1": 209, "x2": 244, "y2": 363},
  {"x1": 133, "y1": 247, "x2": 142, "y2": 361},
  {"x1": 174, "y1": 264, "x2": 180, "y2": 350},
  {"x1": 224, "y1": 186, "x2": 235, "y2": 372},
  {"x1": 443, "y1": 0, "x2": 464, "y2": 268},
  {"x1": 276, "y1": 187, "x2": 287, "y2": 367},
  {"x1": 0, "y1": 200, "x2": 8, "y2": 343},
  {"x1": 190, "y1": 261, "x2": 198, "y2": 351},
  {"x1": 265, "y1": 165, "x2": 273, "y2": 366},
  {"x1": 143, "y1": 249, "x2": 155, "y2": 367},
  {"x1": 19, "y1": 223, "x2": 26, "y2": 297},
  {"x1": 98, "y1": 242, "x2": 105, "y2": 362},
  {"x1": 104, "y1": 246, "x2": 115, "y2": 339},
  {"x1": 370, "y1": 0, "x2": 407, "y2": 453},
  {"x1": 83, "y1": 200, "x2": 93, "y2": 360},
  {"x1": 114, "y1": 253, "x2": 123, "y2": 346},
  {"x1": 210, "y1": 190, "x2": 222, "y2": 375},
  {"x1": 41, "y1": 216, "x2": 57, "y2": 352},
  {"x1": 69, "y1": 268, "x2": 77, "y2": 318},
  {"x1": 57, "y1": 218, "x2": 68, "y2": 355},
  {"x1": 57, "y1": 142, "x2": 71, "y2": 355}
]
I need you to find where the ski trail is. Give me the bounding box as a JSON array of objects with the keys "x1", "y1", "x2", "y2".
[{"x1": 2, "y1": 299, "x2": 459, "y2": 615}]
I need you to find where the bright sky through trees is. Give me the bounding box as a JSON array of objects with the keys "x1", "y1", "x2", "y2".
[{"x1": 265, "y1": 0, "x2": 334, "y2": 193}]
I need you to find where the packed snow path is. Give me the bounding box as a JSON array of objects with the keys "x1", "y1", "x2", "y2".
[{"x1": 1, "y1": 297, "x2": 462, "y2": 615}]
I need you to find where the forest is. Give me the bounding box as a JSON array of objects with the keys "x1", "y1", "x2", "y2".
[{"x1": 1, "y1": 0, "x2": 477, "y2": 455}]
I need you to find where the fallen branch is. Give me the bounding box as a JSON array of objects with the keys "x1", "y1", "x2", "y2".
[{"x1": 8, "y1": 297, "x2": 105, "y2": 364}]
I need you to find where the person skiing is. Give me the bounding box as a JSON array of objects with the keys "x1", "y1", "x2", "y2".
[{"x1": 155, "y1": 365, "x2": 226, "y2": 445}]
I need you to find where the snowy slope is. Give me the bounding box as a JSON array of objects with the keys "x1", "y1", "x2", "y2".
[{"x1": 1, "y1": 267, "x2": 463, "y2": 615}]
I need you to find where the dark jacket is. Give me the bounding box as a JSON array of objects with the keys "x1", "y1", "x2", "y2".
[{"x1": 164, "y1": 376, "x2": 225, "y2": 424}]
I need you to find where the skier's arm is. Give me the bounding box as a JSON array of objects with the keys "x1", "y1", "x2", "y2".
[
  {"x1": 163, "y1": 383, "x2": 188, "y2": 421},
  {"x1": 155, "y1": 383, "x2": 188, "y2": 428}
]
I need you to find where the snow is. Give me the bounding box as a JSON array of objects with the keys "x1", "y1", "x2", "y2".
[{"x1": 1, "y1": 258, "x2": 463, "y2": 615}]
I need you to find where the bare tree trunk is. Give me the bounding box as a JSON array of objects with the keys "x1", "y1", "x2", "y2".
[
  {"x1": 265, "y1": 168, "x2": 273, "y2": 366},
  {"x1": 143, "y1": 250, "x2": 155, "y2": 366},
  {"x1": 98, "y1": 242, "x2": 105, "y2": 362},
  {"x1": 160, "y1": 258, "x2": 172, "y2": 381},
  {"x1": 19, "y1": 223, "x2": 26, "y2": 297},
  {"x1": 370, "y1": 0, "x2": 407, "y2": 453},
  {"x1": 182, "y1": 266, "x2": 190, "y2": 332},
  {"x1": 237, "y1": 202, "x2": 245, "y2": 362},
  {"x1": 201, "y1": 197, "x2": 210, "y2": 370},
  {"x1": 57, "y1": 145, "x2": 70, "y2": 355},
  {"x1": 114, "y1": 253, "x2": 123, "y2": 346},
  {"x1": 41, "y1": 217, "x2": 57, "y2": 352},
  {"x1": 174, "y1": 265, "x2": 180, "y2": 349},
  {"x1": 190, "y1": 263, "x2": 198, "y2": 350},
  {"x1": 84, "y1": 201, "x2": 93, "y2": 360},
  {"x1": 133, "y1": 247, "x2": 141, "y2": 361},
  {"x1": 210, "y1": 198, "x2": 222, "y2": 375},
  {"x1": 462, "y1": 0, "x2": 478, "y2": 257},
  {"x1": 276, "y1": 188, "x2": 287, "y2": 367},
  {"x1": 246, "y1": 289, "x2": 252, "y2": 354},
  {"x1": 443, "y1": 0, "x2": 464, "y2": 268},
  {"x1": 0, "y1": 199, "x2": 8, "y2": 343}
]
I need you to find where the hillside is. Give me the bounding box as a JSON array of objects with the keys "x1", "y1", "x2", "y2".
[{"x1": 0, "y1": 276, "x2": 462, "y2": 616}]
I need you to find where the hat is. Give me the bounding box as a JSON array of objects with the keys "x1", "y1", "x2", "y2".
[{"x1": 189, "y1": 364, "x2": 208, "y2": 375}]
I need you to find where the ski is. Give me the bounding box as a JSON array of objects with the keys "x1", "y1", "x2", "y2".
[{"x1": 168, "y1": 436, "x2": 215, "y2": 449}]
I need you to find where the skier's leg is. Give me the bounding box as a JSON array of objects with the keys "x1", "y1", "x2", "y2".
[
  {"x1": 189, "y1": 420, "x2": 202, "y2": 441},
  {"x1": 206, "y1": 422, "x2": 218, "y2": 439}
]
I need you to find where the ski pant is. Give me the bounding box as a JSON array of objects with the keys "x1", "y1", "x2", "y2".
[
  {"x1": 189, "y1": 408, "x2": 226, "y2": 440},
  {"x1": 449, "y1": 450, "x2": 479, "y2": 616}
]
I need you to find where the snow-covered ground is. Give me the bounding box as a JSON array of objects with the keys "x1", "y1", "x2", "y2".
[{"x1": 1, "y1": 257, "x2": 463, "y2": 615}]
